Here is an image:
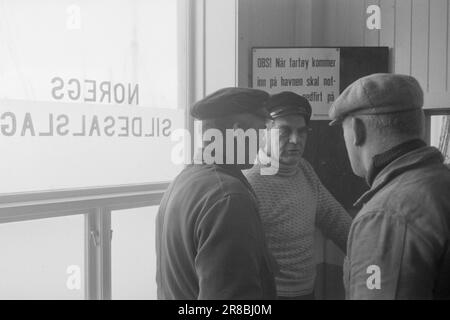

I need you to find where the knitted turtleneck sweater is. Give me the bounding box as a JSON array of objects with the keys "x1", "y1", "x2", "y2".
[{"x1": 244, "y1": 154, "x2": 352, "y2": 297}]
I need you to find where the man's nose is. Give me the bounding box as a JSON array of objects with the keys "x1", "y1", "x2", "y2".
[{"x1": 289, "y1": 132, "x2": 300, "y2": 144}]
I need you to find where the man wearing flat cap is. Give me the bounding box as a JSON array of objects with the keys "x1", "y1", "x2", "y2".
[
  {"x1": 330, "y1": 73, "x2": 450, "y2": 299},
  {"x1": 245, "y1": 91, "x2": 352, "y2": 300},
  {"x1": 156, "y1": 87, "x2": 277, "y2": 300}
]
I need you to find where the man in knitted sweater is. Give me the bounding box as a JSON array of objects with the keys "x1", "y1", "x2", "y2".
[{"x1": 245, "y1": 91, "x2": 352, "y2": 300}]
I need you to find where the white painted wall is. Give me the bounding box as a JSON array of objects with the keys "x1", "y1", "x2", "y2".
[
  {"x1": 205, "y1": 0, "x2": 238, "y2": 94},
  {"x1": 239, "y1": 0, "x2": 450, "y2": 109}
]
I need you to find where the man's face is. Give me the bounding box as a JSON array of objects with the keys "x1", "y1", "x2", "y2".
[{"x1": 271, "y1": 114, "x2": 308, "y2": 165}]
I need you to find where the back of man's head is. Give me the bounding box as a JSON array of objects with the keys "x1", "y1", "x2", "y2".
[
  {"x1": 190, "y1": 87, "x2": 270, "y2": 166},
  {"x1": 329, "y1": 73, "x2": 425, "y2": 145}
]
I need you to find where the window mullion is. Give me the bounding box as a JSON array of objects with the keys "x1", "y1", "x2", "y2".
[{"x1": 85, "y1": 208, "x2": 112, "y2": 300}]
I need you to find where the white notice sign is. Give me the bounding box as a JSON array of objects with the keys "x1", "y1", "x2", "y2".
[{"x1": 253, "y1": 48, "x2": 340, "y2": 119}]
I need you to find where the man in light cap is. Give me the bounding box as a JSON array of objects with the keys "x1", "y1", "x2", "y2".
[
  {"x1": 156, "y1": 87, "x2": 277, "y2": 300},
  {"x1": 245, "y1": 91, "x2": 352, "y2": 300},
  {"x1": 329, "y1": 73, "x2": 450, "y2": 299}
]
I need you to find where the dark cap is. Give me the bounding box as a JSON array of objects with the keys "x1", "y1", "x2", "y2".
[
  {"x1": 329, "y1": 73, "x2": 424, "y2": 126},
  {"x1": 190, "y1": 87, "x2": 270, "y2": 120},
  {"x1": 267, "y1": 91, "x2": 312, "y2": 121}
]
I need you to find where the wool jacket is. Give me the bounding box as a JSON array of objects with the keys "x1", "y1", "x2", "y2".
[
  {"x1": 345, "y1": 145, "x2": 450, "y2": 299},
  {"x1": 156, "y1": 164, "x2": 277, "y2": 300}
]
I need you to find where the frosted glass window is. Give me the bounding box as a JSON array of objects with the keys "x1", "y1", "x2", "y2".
[
  {"x1": 111, "y1": 206, "x2": 158, "y2": 299},
  {"x1": 0, "y1": 0, "x2": 179, "y2": 108},
  {"x1": 0, "y1": 214, "x2": 85, "y2": 300},
  {"x1": 0, "y1": 0, "x2": 185, "y2": 193}
]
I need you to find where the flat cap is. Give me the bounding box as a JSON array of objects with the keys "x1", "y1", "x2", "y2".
[
  {"x1": 267, "y1": 91, "x2": 312, "y2": 121},
  {"x1": 328, "y1": 73, "x2": 424, "y2": 126},
  {"x1": 190, "y1": 87, "x2": 270, "y2": 120}
]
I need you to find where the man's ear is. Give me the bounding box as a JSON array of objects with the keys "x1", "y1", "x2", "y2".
[{"x1": 351, "y1": 117, "x2": 366, "y2": 146}]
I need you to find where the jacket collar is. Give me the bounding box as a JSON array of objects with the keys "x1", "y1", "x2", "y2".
[
  {"x1": 192, "y1": 149, "x2": 255, "y2": 191},
  {"x1": 366, "y1": 139, "x2": 426, "y2": 186},
  {"x1": 189, "y1": 160, "x2": 256, "y2": 198},
  {"x1": 215, "y1": 164, "x2": 259, "y2": 201},
  {"x1": 354, "y1": 145, "x2": 444, "y2": 207}
]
